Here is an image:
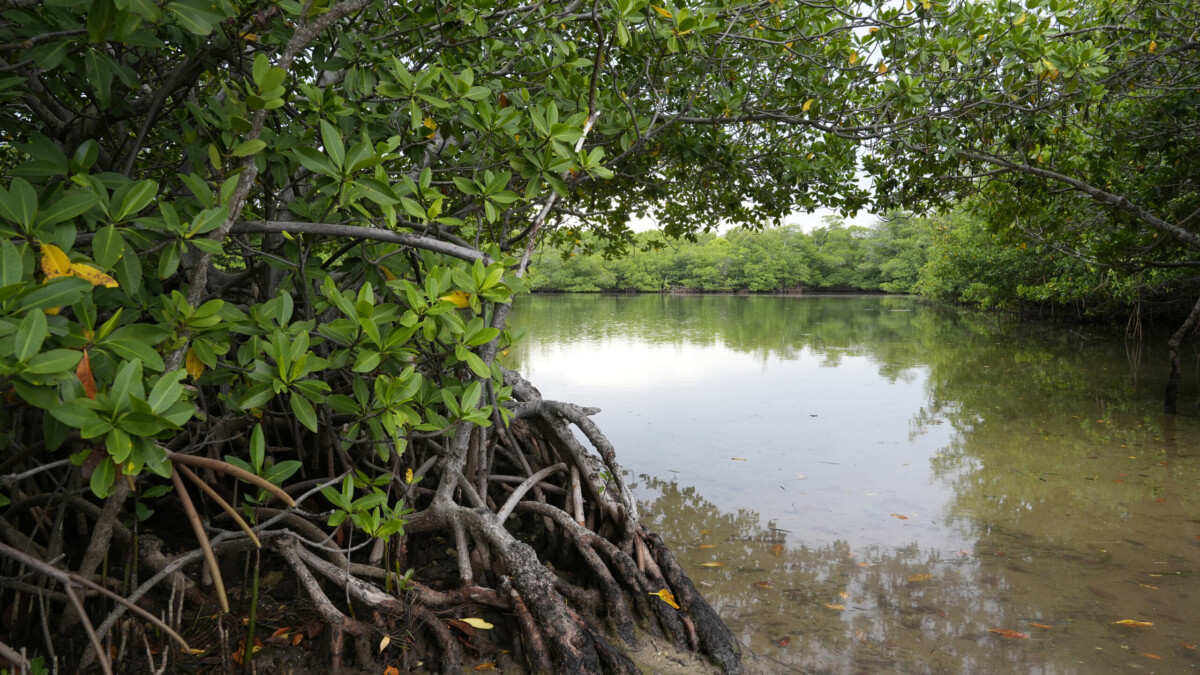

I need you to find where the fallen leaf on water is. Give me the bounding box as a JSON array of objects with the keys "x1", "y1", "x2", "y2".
[
  {"x1": 1138, "y1": 583, "x2": 1158, "y2": 590},
  {"x1": 700, "y1": 530, "x2": 712, "y2": 535},
  {"x1": 989, "y1": 629, "x2": 1030, "y2": 639},
  {"x1": 1028, "y1": 623, "x2": 1054, "y2": 630},
  {"x1": 1113, "y1": 619, "x2": 1153, "y2": 628},
  {"x1": 838, "y1": 591, "x2": 850, "y2": 599},
  {"x1": 1141, "y1": 653, "x2": 1162, "y2": 661},
  {"x1": 857, "y1": 562, "x2": 872, "y2": 567},
  {"x1": 890, "y1": 513, "x2": 909, "y2": 520},
  {"x1": 731, "y1": 457, "x2": 747, "y2": 461},
  {"x1": 752, "y1": 581, "x2": 773, "y2": 589},
  {"x1": 771, "y1": 543, "x2": 784, "y2": 556},
  {"x1": 699, "y1": 561, "x2": 724, "y2": 568},
  {"x1": 823, "y1": 603, "x2": 845, "y2": 610},
  {"x1": 1182, "y1": 642, "x2": 1196, "y2": 650},
  {"x1": 775, "y1": 636, "x2": 791, "y2": 648},
  {"x1": 698, "y1": 544, "x2": 717, "y2": 549},
  {"x1": 855, "y1": 630, "x2": 868, "y2": 643},
  {"x1": 461, "y1": 618, "x2": 494, "y2": 630},
  {"x1": 907, "y1": 574, "x2": 932, "y2": 583},
  {"x1": 650, "y1": 589, "x2": 680, "y2": 609}
]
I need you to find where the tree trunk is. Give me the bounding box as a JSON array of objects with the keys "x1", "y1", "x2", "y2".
[{"x1": 1164, "y1": 295, "x2": 1200, "y2": 413}]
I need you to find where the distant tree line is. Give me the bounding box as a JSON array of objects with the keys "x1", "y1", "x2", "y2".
[{"x1": 530, "y1": 206, "x2": 1196, "y2": 326}]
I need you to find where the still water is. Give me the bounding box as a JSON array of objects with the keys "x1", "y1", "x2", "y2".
[{"x1": 505, "y1": 294, "x2": 1200, "y2": 674}]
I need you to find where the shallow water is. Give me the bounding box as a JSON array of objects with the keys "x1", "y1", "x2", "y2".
[{"x1": 506, "y1": 294, "x2": 1200, "y2": 674}]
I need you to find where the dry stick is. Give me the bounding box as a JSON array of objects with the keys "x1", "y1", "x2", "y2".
[
  {"x1": 451, "y1": 518, "x2": 474, "y2": 586},
  {"x1": 66, "y1": 478, "x2": 129, "y2": 628},
  {"x1": 176, "y1": 464, "x2": 261, "y2": 548},
  {"x1": 495, "y1": 463, "x2": 566, "y2": 523},
  {"x1": 0, "y1": 640, "x2": 29, "y2": 673},
  {"x1": 277, "y1": 541, "x2": 366, "y2": 673},
  {"x1": 569, "y1": 465, "x2": 585, "y2": 527},
  {"x1": 170, "y1": 465, "x2": 230, "y2": 613},
  {"x1": 64, "y1": 584, "x2": 112, "y2": 675},
  {"x1": 169, "y1": 452, "x2": 295, "y2": 506}
]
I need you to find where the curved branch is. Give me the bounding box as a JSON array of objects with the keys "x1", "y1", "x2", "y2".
[{"x1": 232, "y1": 220, "x2": 489, "y2": 263}]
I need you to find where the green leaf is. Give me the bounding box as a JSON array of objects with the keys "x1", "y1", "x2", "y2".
[
  {"x1": 90, "y1": 457, "x2": 117, "y2": 498},
  {"x1": 147, "y1": 368, "x2": 186, "y2": 413},
  {"x1": 107, "y1": 427, "x2": 133, "y2": 464},
  {"x1": 461, "y1": 381, "x2": 482, "y2": 410},
  {"x1": 14, "y1": 309, "x2": 48, "y2": 362},
  {"x1": 166, "y1": 0, "x2": 221, "y2": 35},
  {"x1": 294, "y1": 147, "x2": 338, "y2": 177},
  {"x1": 290, "y1": 393, "x2": 318, "y2": 433},
  {"x1": 112, "y1": 180, "x2": 158, "y2": 222},
  {"x1": 250, "y1": 424, "x2": 265, "y2": 473},
  {"x1": 23, "y1": 349, "x2": 82, "y2": 374},
  {"x1": 102, "y1": 336, "x2": 164, "y2": 371},
  {"x1": 36, "y1": 191, "x2": 100, "y2": 228},
  {"x1": 93, "y1": 224, "x2": 125, "y2": 269},
  {"x1": 352, "y1": 350, "x2": 381, "y2": 372},
  {"x1": 232, "y1": 139, "x2": 267, "y2": 157},
  {"x1": 0, "y1": 178, "x2": 38, "y2": 230},
  {"x1": 319, "y1": 120, "x2": 345, "y2": 170},
  {"x1": 0, "y1": 239, "x2": 22, "y2": 286},
  {"x1": 240, "y1": 383, "x2": 274, "y2": 409},
  {"x1": 110, "y1": 358, "x2": 144, "y2": 410}
]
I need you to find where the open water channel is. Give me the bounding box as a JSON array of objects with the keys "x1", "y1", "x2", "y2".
[{"x1": 506, "y1": 294, "x2": 1200, "y2": 674}]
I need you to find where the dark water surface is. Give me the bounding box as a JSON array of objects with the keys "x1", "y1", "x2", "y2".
[{"x1": 506, "y1": 294, "x2": 1200, "y2": 674}]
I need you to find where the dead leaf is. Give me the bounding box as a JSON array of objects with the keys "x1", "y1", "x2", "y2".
[
  {"x1": 698, "y1": 544, "x2": 717, "y2": 549},
  {"x1": 384, "y1": 666, "x2": 400, "y2": 675},
  {"x1": 270, "y1": 626, "x2": 292, "y2": 638},
  {"x1": 771, "y1": 543, "x2": 784, "y2": 557},
  {"x1": 650, "y1": 589, "x2": 680, "y2": 609},
  {"x1": 1028, "y1": 623, "x2": 1053, "y2": 630},
  {"x1": 699, "y1": 562, "x2": 724, "y2": 568},
  {"x1": 1182, "y1": 642, "x2": 1196, "y2": 650},
  {"x1": 40, "y1": 243, "x2": 70, "y2": 279},
  {"x1": 69, "y1": 262, "x2": 118, "y2": 288},
  {"x1": 379, "y1": 635, "x2": 391, "y2": 652},
  {"x1": 907, "y1": 574, "x2": 932, "y2": 583},
  {"x1": 76, "y1": 349, "x2": 97, "y2": 399},
  {"x1": 988, "y1": 629, "x2": 1030, "y2": 639},
  {"x1": 890, "y1": 513, "x2": 909, "y2": 520},
  {"x1": 439, "y1": 291, "x2": 471, "y2": 308},
  {"x1": 474, "y1": 664, "x2": 497, "y2": 671},
  {"x1": 855, "y1": 630, "x2": 868, "y2": 643},
  {"x1": 1141, "y1": 653, "x2": 1162, "y2": 660},
  {"x1": 752, "y1": 581, "x2": 773, "y2": 589},
  {"x1": 823, "y1": 603, "x2": 845, "y2": 610},
  {"x1": 1138, "y1": 583, "x2": 1158, "y2": 590},
  {"x1": 731, "y1": 457, "x2": 747, "y2": 461},
  {"x1": 700, "y1": 530, "x2": 712, "y2": 535},
  {"x1": 460, "y1": 617, "x2": 493, "y2": 630},
  {"x1": 775, "y1": 636, "x2": 791, "y2": 648},
  {"x1": 1113, "y1": 619, "x2": 1154, "y2": 628},
  {"x1": 185, "y1": 346, "x2": 205, "y2": 379}
]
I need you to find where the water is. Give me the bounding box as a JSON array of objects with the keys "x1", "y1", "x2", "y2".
[{"x1": 505, "y1": 294, "x2": 1200, "y2": 674}]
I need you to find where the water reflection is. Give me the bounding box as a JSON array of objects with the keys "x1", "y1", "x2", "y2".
[{"x1": 507, "y1": 295, "x2": 1200, "y2": 673}]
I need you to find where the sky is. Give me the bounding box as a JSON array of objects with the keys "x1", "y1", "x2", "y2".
[{"x1": 628, "y1": 206, "x2": 880, "y2": 234}]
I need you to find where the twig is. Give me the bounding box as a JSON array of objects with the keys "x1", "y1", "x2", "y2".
[
  {"x1": 171, "y1": 465, "x2": 230, "y2": 612},
  {"x1": 65, "y1": 584, "x2": 112, "y2": 675},
  {"x1": 495, "y1": 463, "x2": 567, "y2": 523},
  {"x1": 176, "y1": 463, "x2": 261, "y2": 548},
  {"x1": 570, "y1": 465, "x2": 585, "y2": 527},
  {"x1": 169, "y1": 452, "x2": 295, "y2": 506}
]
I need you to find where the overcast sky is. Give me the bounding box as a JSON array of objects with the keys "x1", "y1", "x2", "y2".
[{"x1": 629, "y1": 207, "x2": 880, "y2": 234}]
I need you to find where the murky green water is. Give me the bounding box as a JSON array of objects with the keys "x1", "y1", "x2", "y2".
[{"x1": 505, "y1": 294, "x2": 1200, "y2": 674}]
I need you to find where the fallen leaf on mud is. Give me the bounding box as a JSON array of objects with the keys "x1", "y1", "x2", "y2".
[
  {"x1": 731, "y1": 457, "x2": 747, "y2": 461},
  {"x1": 698, "y1": 544, "x2": 717, "y2": 549},
  {"x1": 771, "y1": 543, "x2": 784, "y2": 557},
  {"x1": 461, "y1": 618, "x2": 494, "y2": 630},
  {"x1": 1138, "y1": 583, "x2": 1158, "y2": 590},
  {"x1": 856, "y1": 562, "x2": 872, "y2": 567},
  {"x1": 1028, "y1": 623, "x2": 1054, "y2": 629},
  {"x1": 1182, "y1": 642, "x2": 1196, "y2": 650},
  {"x1": 823, "y1": 603, "x2": 845, "y2": 610},
  {"x1": 650, "y1": 589, "x2": 680, "y2": 609},
  {"x1": 775, "y1": 636, "x2": 791, "y2": 648},
  {"x1": 1113, "y1": 619, "x2": 1153, "y2": 628},
  {"x1": 384, "y1": 667, "x2": 400, "y2": 675},
  {"x1": 700, "y1": 530, "x2": 712, "y2": 535},
  {"x1": 700, "y1": 562, "x2": 724, "y2": 567},
  {"x1": 379, "y1": 635, "x2": 391, "y2": 652},
  {"x1": 271, "y1": 626, "x2": 292, "y2": 638},
  {"x1": 988, "y1": 629, "x2": 1030, "y2": 639},
  {"x1": 1142, "y1": 653, "x2": 1162, "y2": 661},
  {"x1": 890, "y1": 513, "x2": 909, "y2": 520},
  {"x1": 838, "y1": 591, "x2": 850, "y2": 599},
  {"x1": 855, "y1": 630, "x2": 868, "y2": 643},
  {"x1": 752, "y1": 581, "x2": 773, "y2": 589},
  {"x1": 474, "y1": 664, "x2": 497, "y2": 671},
  {"x1": 907, "y1": 574, "x2": 932, "y2": 583}
]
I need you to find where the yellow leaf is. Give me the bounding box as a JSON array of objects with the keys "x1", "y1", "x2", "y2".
[
  {"x1": 905, "y1": 0, "x2": 913, "y2": 9},
  {"x1": 1014, "y1": 12, "x2": 1026, "y2": 25},
  {"x1": 771, "y1": 543, "x2": 784, "y2": 556},
  {"x1": 921, "y1": 0, "x2": 930, "y2": 8},
  {"x1": 423, "y1": 117, "x2": 437, "y2": 130},
  {"x1": 1028, "y1": 623, "x2": 1053, "y2": 629},
  {"x1": 69, "y1": 263, "x2": 119, "y2": 288},
  {"x1": 838, "y1": 591, "x2": 850, "y2": 599},
  {"x1": 700, "y1": 530, "x2": 712, "y2": 535},
  {"x1": 848, "y1": 51, "x2": 858, "y2": 65},
  {"x1": 240, "y1": 32, "x2": 258, "y2": 41},
  {"x1": 730, "y1": 457, "x2": 746, "y2": 461},
  {"x1": 186, "y1": 347, "x2": 205, "y2": 379},
  {"x1": 460, "y1": 618, "x2": 494, "y2": 630},
  {"x1": 405, "y1": 468, "x2": 415, "y2": 484},
  {"x1": 381, "y1": 267, "x2": 396, "y2": 281},
  {"x1": 753, "y1": 581, "x2": 773, "y2": 589},
  {"x1": 439, "y1": 291, "x2": 471, "y2": 308},
  {"x1": 40, "y1": 243, "x2": 71, "y2": 279},
  {"x1": 802, "y1": 99, "x2": 815, "y2": 112},
  {"x1": 878, "y1": 62, "x2": 888, "y2": 74},
  {"x1": 698, "y1": 544, "x2": 717, "y2": 549},
  {"x1": 699, "y1": 562, "x2": 724, "y2": 567},
  {"x1": 1113, "y1": 619, "x2": 1153, "y2": 628},
  {"x1": 907, "y1": 573, "x2": 932, "y2": 582},
  {"x1": 823, "y1": 603, "x2": 845, "y2": 610},
  {"x1": 474, "y1": 665, "x2": 497, "y2": 671},
  {"x1": 1148, "y1": 40, "x2": 1156, "y2": 53},
  {"x1": 379, "y1": 635, "x2": 391, "y2": 653},
  {"x1": 650, "y1": 589, "x2": 680, "y2": 609},
  {"x1": 869, "y1": 27, "x2": 879, "y2": 33},
  {"x1": 651, "y1": 5, "x2": 671, "y2": 18}
]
